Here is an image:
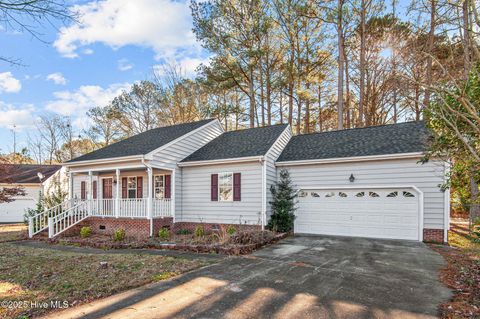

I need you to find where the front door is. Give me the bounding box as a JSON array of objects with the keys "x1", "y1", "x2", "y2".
[
  {"x1": 99, "y1": 178, "x2": 113, "y2": 216},
  {"x1": 102, "y1": 178, "x2": 113, "y2": 199}
]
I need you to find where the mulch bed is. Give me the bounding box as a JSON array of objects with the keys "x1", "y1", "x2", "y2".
[
  {"x1": 47, "y1": 231, "x2": 288, "y2": 255},
  {"x1": 430, "y1": 244, "x2": 480, "y2": 318}
]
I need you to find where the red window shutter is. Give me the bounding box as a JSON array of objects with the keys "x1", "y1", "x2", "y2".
[
  {"x1": 165, "y1": 175, "x2": 171, "y2": 199},
  {"x1": 92, "y1": 181, "x2": 97, "y2": 199},
  {"x1": 81, "y1": 181, "x2": 86, "y2": 200},
  {"x1": 233, "y1": 173, "x2": 241, "y2": 201},
  {"x1": 122, "y1": 177, "x2": 127, "y2": 198},
  {"x1": 137, "y1": 176, "x2": 143, "y2": 198},
  {"x1": 211, "y1": 174, "x2": 218, "y2": 201}
]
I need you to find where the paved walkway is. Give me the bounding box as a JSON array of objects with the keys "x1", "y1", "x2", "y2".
[{"x1": 36, "y1": 236, "x2": 451, "y2": 319}]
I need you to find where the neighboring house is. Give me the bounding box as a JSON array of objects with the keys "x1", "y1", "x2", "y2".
[
  {"x1": 0, "y1": 164, "x2": 63, "y2": 223},
  {"x1": 30, "y1": 119, "x2": 449, "y2": 243}
]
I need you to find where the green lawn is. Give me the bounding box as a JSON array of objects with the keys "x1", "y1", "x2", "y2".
[
  {"x1": 0, "y1": 224, "x2": 27, "y2": 243},
  {"x1": 0, "y1": 242, "x2": 210, "y2": 319}
]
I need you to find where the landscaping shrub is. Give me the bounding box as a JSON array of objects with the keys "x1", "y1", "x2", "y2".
[
  {"x1": 226, "y1": 225, "x2": 236, "y2": 235},
  {"x1": 229, "y1": 230, "x2": 275, "y2": 245},
  {"x1": 267, "y1": 169, "x2": 297, "y2": 232},
  {"x1": 194, "y1": 225, "x2": 205, "y2": 237},
  {"x1": 113, "y1": 229, "x2": 126, "y2": 241},
  {"x1": 158, "y1": 228, "x2": 170, "y2": 240},
  {"x1": 176, "y1": 229, "x2": 192, "y2": 235},
  {"x1": 80, "y1": 226, "x2": 92, "y2": 238}
]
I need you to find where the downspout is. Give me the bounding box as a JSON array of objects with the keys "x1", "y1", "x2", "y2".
[
  {"x1": 141, "y1": 157, "x2": 154, "y2": 237},
  {"x1": 260, "y1": 156, "x2": 266, "y2": 230}
]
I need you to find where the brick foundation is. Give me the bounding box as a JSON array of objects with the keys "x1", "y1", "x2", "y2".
[
  {"x1": 423, "y1": 229, "x2": 444, "y2": 243},
  {"x1": 58, "y1": 218, "x2": 260, "y2": 239},
  {"x1": 63, "y1": 217, "x2": 173, "y2": 239}
]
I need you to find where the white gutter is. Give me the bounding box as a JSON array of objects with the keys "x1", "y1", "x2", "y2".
[
  {"x1": 178, "y1": 156, "x2": 264, "y2": 167},
  {"x1": 260, "y1": 156, "x2": 266, "y2": 230},
  {"x1": 276, "y1": 152, "x2": 424, "y2": 166},
  {"x1": 63, "y1": 155, "x2": 144, "y2": 167}
]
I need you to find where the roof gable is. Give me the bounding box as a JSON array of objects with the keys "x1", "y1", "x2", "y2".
[
  {"x1": 0, "y1": 164, "x2": 61, "y2": 184},
  {"x1": 181, "y1": 124, "x2": 289, "y2": 162},
  {"x1": 277, "y1": 121, "x2": 429, "y2": 162},
  {"x1": 68, "y1": 119, "x2": 215, "y2": 163}
]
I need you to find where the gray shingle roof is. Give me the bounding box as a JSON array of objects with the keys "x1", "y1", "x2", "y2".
[
  {"x1": 277, "y1": 121, "x2": 429, "y2": 162},
  {"x1": 0, "y1": 164, "x2": 61, "y2": 184},
  {"x1": 68, "y1": 119, "x2": 215, "y2": 163},
  {"x1": 182, "y1": 124, "x2": 289, "y2": 162}
]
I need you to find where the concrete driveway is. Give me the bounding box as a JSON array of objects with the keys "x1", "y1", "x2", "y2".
[{"x1": 42, "y1": 235, "x2": 452, "y2": 319}]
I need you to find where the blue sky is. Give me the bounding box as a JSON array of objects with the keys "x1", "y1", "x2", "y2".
[
  {"x1": 0, "y1": 0, "x2": 410, "y2": 156},
  {"x1": 0, "y1": 0, "x2": 209, "y2": 155}
]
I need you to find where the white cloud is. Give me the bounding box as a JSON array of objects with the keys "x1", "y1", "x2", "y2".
[
  {"x1": 153, "y1": 57, "x2": 210, "y2": 79},
  {"x1": 54, "y1": 0, "x2": 198, "y2": 60},
  {"x1": 117, "y1": 58, "x2": 133, "y2": 71},
  {"x1": 0, "y1": 72, "x2": 21, "y2": 93},
  {"x1": 45, "y1": 82, "x2": 130, "y2": 117},
  {"x1": 82, "y1": 48, "x2": 94, "y2": 55},
  {"x1": 0, "y1": 102, "x2": 37, "y2": 129},
  {"x1": 46, "y1": 72, "x2": 67, "y2": 85}
]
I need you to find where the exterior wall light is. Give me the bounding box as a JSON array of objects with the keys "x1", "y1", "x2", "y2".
[{"x1": 349, "y1": 174, "x2": 355, "y2": 183}]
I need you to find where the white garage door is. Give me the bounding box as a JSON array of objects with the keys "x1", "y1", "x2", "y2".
[{"x1": 295, "y1": 188, "x2": 420, "y2": 241}]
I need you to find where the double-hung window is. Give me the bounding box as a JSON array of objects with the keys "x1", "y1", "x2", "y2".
[
  {"x1": 154, "y1": 175, "x2": 165, "y2": 199},
  {"x1": 127, "y1": 177, "x2": 137, "y2": 199},
  {"x1": 218, "y1": 172, "x2": 233, "y2": 202}
]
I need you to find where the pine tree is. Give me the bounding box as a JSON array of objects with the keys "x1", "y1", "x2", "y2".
[{"x1": 267, "y1": 169, "x2": 297, "y2": 232}]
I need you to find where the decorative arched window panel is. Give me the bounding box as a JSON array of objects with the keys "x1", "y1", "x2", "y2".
[
  {"x1": 386, "y1": 191, "x2": 398, "y2": 198},
  {"x1": 338, "y1": 192, "x2": 348, "y2": 198},
  {"x1": 311, "y1": 192, "x2": 320, "y2": 197},
  {"x1": 298, "y1": 191, "x2": 308, "y2": 198},
  {"x1": 355, "y1": 192, "x2": 365, "y2": 197},
  {"x1": 369, "y1": 191, "x2": 380, "y2": 198},
  {"x1": 403, "y1": 191, "x2": 415, "y2": 198},
  {"x1": 325, "y1": 192, "x2": 335, "y2": 198}
]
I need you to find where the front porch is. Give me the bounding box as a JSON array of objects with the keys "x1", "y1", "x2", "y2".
[{"x1": 28, "y1": 161, "x2": 176, "y2": 239}]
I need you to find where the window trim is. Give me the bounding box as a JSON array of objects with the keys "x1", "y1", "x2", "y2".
[
  {"x1": 125, "y1": 175, "x2": 138, "y2": 199},
  {"x1": 218, "y1": 172, "x2": 234, "y2": 202}
]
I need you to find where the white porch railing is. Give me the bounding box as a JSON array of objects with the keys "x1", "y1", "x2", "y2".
[
  {"x1": 90, "y1": 199, "x2": 115, "y2": 217},
  {"x1": 118, "y1": 198, "x2": 148, "y2": 218},
  {"x1": 28, "y1": 199, "x2": 75, "y2": 237},
  {"x1": 48, "y1": 201, "x2": 89, "y2": 238},
  {"x1": 153, "y1": 198, "x2": 171, "y2": 217},
  {"x1": 28, "y1": 198, "x2": 172, "y2": 238}
]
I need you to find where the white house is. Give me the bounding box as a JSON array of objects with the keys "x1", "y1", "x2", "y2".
[
  {"x1": 0, "y1": 164, "x2": 64, "y2": 223},
  {"x1": 28, "y1": 119, "x2": 449, "y2": 243}
]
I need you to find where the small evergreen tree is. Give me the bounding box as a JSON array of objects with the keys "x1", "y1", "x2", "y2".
[{"x1": 267, "y1": 169, "x2": 297, "y2": 232}]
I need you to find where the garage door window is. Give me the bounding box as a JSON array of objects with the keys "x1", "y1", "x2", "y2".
[
  {"x1": 338, "y1": 192, "x2": 348, "y2": 197},
  {"x1": 403, "y1": 191, "x2": 415, "y2": 197},
  {"x1": 369, "y1": 191, "x2": 380, "y2": 197},
  {"x1": 355, "y1": 192, "x2": 365, "y2": 197},
  {"x1": 387, "y1": 191, "x2": 398, "y2": 197}
]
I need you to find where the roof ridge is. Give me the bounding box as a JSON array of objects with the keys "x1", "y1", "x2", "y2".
[
  {"x1": 291, "y1": 120, "x2": 424, "y2": 138},
  {"x1": 222, "y1": 123, "x2": 288, "y2": 134}
]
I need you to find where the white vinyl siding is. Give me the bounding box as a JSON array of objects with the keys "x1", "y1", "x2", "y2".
[
  {"x1": 180, "y1": 162, "x2": 263, "y2": 225},
  {"x1": 281, "y1": 158, "x2": 446, "y2": 230},
  {"x1": 0, "y1": 186, "x2": 40, "y2": 223},
  {"x1": 265, "y1": 127, "x2": 292, "y2": 217},
  {"x1": 150, "y1": 120, "x2": 223, "y2": 214}
]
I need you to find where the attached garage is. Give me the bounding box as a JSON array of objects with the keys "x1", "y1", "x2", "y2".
[
  {"x1": 295, "y1": 187, "x2": 422, "y2": 241},
  {"x1": 275, "y1": 121, "x2": 449, "y2": 243}
]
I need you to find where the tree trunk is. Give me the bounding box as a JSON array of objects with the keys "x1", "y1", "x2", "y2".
[
  {"x1": 337, "y1": 0, "x2": 345, "y2": 130},
  {"x1": 260, "y1": 66, "x2": 265, "y2": 127},
  {"x1": 344, "y1": 49, "x2": 351, "y2": 129},
  {"x1": 423, "y1": 0, "x2": 436, "y2": 108},
  {"x1": 305, "y1": 82, "x2": 310, "y2": 133},
  {"x1": 279, "y1": 91, "x2": 284, "y2": 124},
  {"x1": 318, "y1": 86, "x2": 322, "y2": 132},
  {"x1": 249, "y1": 66, "x2": 256, "y2": 128},
  {"x1": 358, "y1": 0, "x2": 366, "y2": 127},
  {"x1": 463, "y1": 0, "x2": 471, "y2": 79}
]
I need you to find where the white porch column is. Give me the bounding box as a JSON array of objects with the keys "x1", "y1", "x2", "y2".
[
  {"x1": 115, "y1": 169, "x2": 120, "y2": 218},
  {"x1": 171, "y1": 168, "x2": 176, "y2": 222},
  {"x1": 88, "y1": 171, "x2": 93, "y2": 214},
  {"x1": 147, "y1": 167, "x2": 153, "y2": 219},
  {"x1": 68, "y1": 172, "x2": 74, "y2": 201}
]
